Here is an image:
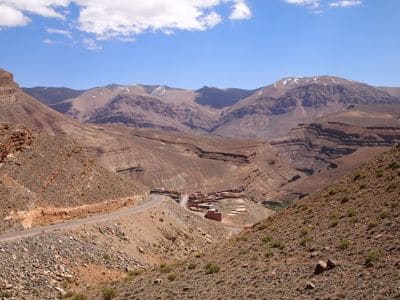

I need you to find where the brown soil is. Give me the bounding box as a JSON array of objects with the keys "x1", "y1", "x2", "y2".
[
  {"x1": 0, "y1": 123, "x2": 146, "y2": 233},
  {"x1": 108, "y1": 146, "x2": 400, "y2": 299}
]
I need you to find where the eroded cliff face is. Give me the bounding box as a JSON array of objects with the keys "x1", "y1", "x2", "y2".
[
  {"x1": 272, "y1": 122, "x2": 400, "y2": 172},
  {"x1": 0, "y1": 69, "x2": 18, "y2": 105}
]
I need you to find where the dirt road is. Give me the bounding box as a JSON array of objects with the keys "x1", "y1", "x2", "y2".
[{"x1": 0, "y1": 195, "x2": 165, "y2": 243}]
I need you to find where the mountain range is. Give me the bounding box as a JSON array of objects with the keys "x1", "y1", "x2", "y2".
[{"x1": 24, "y1": 76, "x2": 400, "y2": 139}]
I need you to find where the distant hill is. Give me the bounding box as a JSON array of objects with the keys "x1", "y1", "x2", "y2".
[
  {"x1": 213, "y1": 76, "x2": 400, "y2": 138},
  {"x1": 379, "y1": 86, "x2": 400, "y2": 98},
  {"x1": 194, "y1": 86, "x2": 256, "y2": 108},
  {"x1": 23, "y1": 86, "x2": 86, "y2": 106}
]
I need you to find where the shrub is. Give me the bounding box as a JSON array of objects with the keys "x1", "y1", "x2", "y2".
[
  {"x1": 72, "y1": 294, "x2": 87, "y2": 300},
  {"x1": 236, "y1": 235, "x2": 248, "y2": 242},
  {"x1": 347, "y1": 208, "x2": 357, "y2": 217},
  {"x1": 188, "y1": 263, "x2": 196, "y2": 270},
  {"x1": 365, "y1": 250, "x2": 380, "y2": 266},
  {"x1": 103, "y1": 254, "x2": 111, "y2": 261},
  {"x1": 386, "y1": 183, "x2": 398, "y2": 192},
  {"x1": 127, "y1": 269, "x2": 143, "y2": 277},
  {"x1": 270, "y1": 240, "x2": 285, "y2": 250},
  {"x1": 350, "y1": 217, "x2": 358, "y2": 224},
  {"x1": 0, "y1": 291, "x2": 13, "y2": 298},
  {"x1": 300, "y1": 236, "x2": 312, "y2": 247},
  {"x1": 265, "y1": 250, "x2": 274, "y2": 258},
  {"x1": 389, "y1": 161, "x2": 400, "y2": 170},
  {"x1": 299, "y1": 228, "x2": 310, "y2": 237},
  {"x1": 330, "y1": 212, "x2": 340, "y2": 220},
  {"x1": 261, "y1": 235, "x2": 272, "y2": 244},
  {"x1": 359, "y1": 183, "x2": 366, "y2": 189},
  {"x1": 368, "y1": 220, "x2": 378, "y2": 230},
  {"x1": 205, "y1": 262, "x2": 220, "y2": 274},
  {"x1": 255, "y1": 223, "x2": 267, "y2": 231},
  {"x1": 159, "y1": 264, "x2": 173, "y2": 274},
  {"x1": 340, "y1": 196, "x2": 350, "y2": 204},
  {"x1": 102, "y1": 288, "x2": 117, "y2": 300},
  {"x1": 167, "y1": 274, "x2": 177, "y2": 281},
  {"x1": 61, "y1": 291, "x2": 75, "y2": 299},
  {"x1": 337, "y1": 239, "x2": 349, "y2": 250},
  {"x1": 379, "y1": 209, "x2": 390, "y2": 219}
]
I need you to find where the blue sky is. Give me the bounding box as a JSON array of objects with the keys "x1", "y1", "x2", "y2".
[{"x1": 0, "y1": 0, "x2": 399, "y2": 89}]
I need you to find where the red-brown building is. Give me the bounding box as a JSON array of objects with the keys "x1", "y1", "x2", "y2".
[{"x1": 205, "y1": 209, "x2": 222, "y2": 222}]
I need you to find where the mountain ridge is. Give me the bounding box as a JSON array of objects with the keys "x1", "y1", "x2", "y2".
[{"x1": 24, "y1": 75, "x2": 400, "y2": 139}]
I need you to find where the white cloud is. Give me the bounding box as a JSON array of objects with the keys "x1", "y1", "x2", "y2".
[
  {"x1": 284, "y1": 0, "x2": 363, "y2": 10},
  {"x1": 43, "y1": 37, "x2": 65, "y2": 44},
  {"x1": 0, "y1": 0, "x2": 70, "y2": 20},
  {"x1": 230, "y1": 0, "x2": 252, "y2": 20},
  {"x1": 0, "y1": 3, "x2": 30, "y2": 26},
  {"x1": 74, "y1": 0, "x2": 229, "y2": 39},
  {"x1": 0, "y1": 0, "x2": 252, "y2": 41},
  {"x1": 82, "y1": 38, "x2": 102, "y2": 51},
  {"x1": 284, "y1": 0, "x2": 320, "y2": 9},
  {"x1": 46, "y1": 27, "x2": 72, "y2": 38},
  {"x1": 329, "y1": 0, "x2": 362, "y2": 8}
]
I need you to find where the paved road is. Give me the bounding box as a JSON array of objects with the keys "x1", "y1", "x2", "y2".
[{"x1": 0, "y1": 195, "x2": 165, "y2": 243}]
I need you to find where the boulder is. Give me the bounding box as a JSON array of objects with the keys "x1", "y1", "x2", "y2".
[
  {"x1": 314, "y1": 261, "x2": 327, "y2": 275},
  {"x1": 327, "y1": 259, "x2": 337, "y2": 270},
  {"x1": 305, "y1": 281, "x2": 316, "y2": 290}
]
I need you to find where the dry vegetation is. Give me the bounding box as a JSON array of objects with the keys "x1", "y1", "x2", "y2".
[{"x1": 105, "y1": 146, "x2": 400, "y2": 299}]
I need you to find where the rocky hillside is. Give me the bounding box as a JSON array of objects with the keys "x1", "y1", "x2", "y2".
[
  {"x1": 0, "y1": 122, "x2": 146, "y2": 233},
  {"x1": 25, "y1": 75, "x2": 400, "y2": 139},
  {"x1": 266, "y1": 104, "x2": 400, "y2": 202},
  {"x1": 213, "y1": 76, "x2": 400, "y2": 138},
  {"x1": 0, "y1": 69, "x2": 90, "y2": 135},
  {"x1": 0, "y1": 197, "x2": 231, "y2": 299},
  {"x1": 107, "y1": 145, "x2": 400, "y2": 299},
  {"x1": 45, "y1": 84, "x2": 220, "y2": 133}
]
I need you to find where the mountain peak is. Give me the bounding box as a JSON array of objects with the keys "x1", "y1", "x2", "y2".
[{"x1": 273, "y1": 76, "x2": 354, "y2": 89}]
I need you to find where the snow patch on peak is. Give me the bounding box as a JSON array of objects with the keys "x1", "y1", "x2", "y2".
[{"x1": 151, "y1": 85, "x2": 166, "y2": 97}]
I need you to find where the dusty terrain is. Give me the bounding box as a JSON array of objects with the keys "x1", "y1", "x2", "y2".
[
  {"x1": 108, "y1": 146, "x2": 400, "y2": 300},
  {"x1": 0, "y1": 122, "x2": 146, "y2": 233},
  {"x1": 0, "y1": 197, "x2": 233, "y2": 299}
]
